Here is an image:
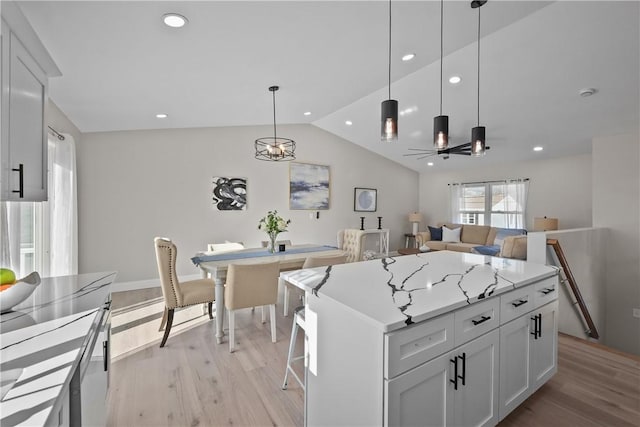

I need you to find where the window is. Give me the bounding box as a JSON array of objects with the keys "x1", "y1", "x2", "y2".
[{"x1": 450, "y1": 180, "x2": 528, "y2": 229}]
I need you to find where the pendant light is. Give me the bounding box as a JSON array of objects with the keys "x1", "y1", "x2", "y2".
[
  {"x1": 255, "y1": 85, "x2": 296, "y2": 161},
  {"x1": 434, "y1": 0, "x2": 448, "y2": 150},
  {"x1": 381, "y1": 0, "x2": 398, "y2": 142},
  {"x1": 471, "y1": 0, "x2": 487, "y2": 156}
]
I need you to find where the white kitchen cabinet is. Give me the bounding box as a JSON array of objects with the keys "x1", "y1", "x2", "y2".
[
  {"x1": 386, "y1": 329, "x2": 499, "y2": 427},
  {"x1": 499, "y1": 300, "x2": 558, "y2": 419},
  {"x1": 1, "y1": 3, "x2": 60, "y2": 202}
]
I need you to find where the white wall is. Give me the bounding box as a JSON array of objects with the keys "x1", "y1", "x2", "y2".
[
  {"x1": 592, "y1": 133, "x2": 640, "y2": 355},
  {"x1": 417, "y1": 153, "x2": 592, "y2": 230},
  {"x1": 76, "y1": 124, "x2": 418, "y2": 282}
]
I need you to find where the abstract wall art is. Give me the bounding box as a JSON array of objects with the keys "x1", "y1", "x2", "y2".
[
  {"x1": 289, "y1": 162, "x2": 330, "y2": 210},
  {"x1": 212, "y1": 177, "x2": 247, "y2": 210}
]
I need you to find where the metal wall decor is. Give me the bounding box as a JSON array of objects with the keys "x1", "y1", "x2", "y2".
[{"x1": 255, "y1": 86, "x2": 296, "y2": 161}]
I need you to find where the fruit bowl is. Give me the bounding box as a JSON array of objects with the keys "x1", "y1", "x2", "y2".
[{"x1": 0, "y1": 272, "x2": 41, "y2": 314}]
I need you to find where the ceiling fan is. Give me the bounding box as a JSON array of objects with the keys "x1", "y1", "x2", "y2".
[{"x1": 404, "y1": 142, "x2": 491, "y2": 160}]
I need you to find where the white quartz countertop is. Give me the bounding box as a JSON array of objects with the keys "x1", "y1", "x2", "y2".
[
  {"x1": 280, "y1": 251, "x2": 558, "y2": 332},
  {"x1": 0, "y1": 272, "x2": 116, "y2": 426}
]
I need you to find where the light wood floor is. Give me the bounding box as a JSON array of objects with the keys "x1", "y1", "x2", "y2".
[{"x1": 107, "y1": 288, "x2": 640, "y2": 426}]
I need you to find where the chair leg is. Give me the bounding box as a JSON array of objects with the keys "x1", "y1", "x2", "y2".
[
  {"x1": 270, "y1": 304, "x2": 276, "y2": 343},
  {"x1": 228, "y1": 309, "x2": 235, "y2": 353},
  {"x1": 262, "y1": 305, "x2": 266, "y2": 323},
  {"x1": 282, "y1": 309, "x2": 300, "y2": 389},
  {"x1": 283, "y1": 285, "x2": 289, "y2": 317},
  {"x1": 208, "y1": 302, "x2": 213, "y2": 320},
  {"x1": 159, "y1": 309, "x2": 174, "y2": 348},
  {"x1": 159, "y1": 306, "x2": 168, "y2": 331}
]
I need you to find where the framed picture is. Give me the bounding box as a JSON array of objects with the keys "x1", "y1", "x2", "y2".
[
  {"x1": 354, "y1": 187, "x2": 377, "y2": 212},
  {"x1": 289, "y1": 162, "x2": 330, "y2": 210},
  {"x1": 212, "y1": 177, "x2": 247, "y2": 210}
]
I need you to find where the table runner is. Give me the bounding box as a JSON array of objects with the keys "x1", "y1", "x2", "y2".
[{"x1": 191, "y1": 245, "x2": 338, "y2": 266}]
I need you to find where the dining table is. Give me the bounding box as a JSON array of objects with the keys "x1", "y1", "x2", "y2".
[{"x1": 191, "y1": 244, "x2": 345, "y2": 344}]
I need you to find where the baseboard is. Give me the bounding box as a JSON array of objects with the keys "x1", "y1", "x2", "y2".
[{"x1": 112, "y1": 274, "x2": 202, "y2": 293}]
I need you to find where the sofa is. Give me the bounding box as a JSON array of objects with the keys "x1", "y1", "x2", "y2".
[{"x1": 415, "y1": 222, "x2": 527, "y2": 259}]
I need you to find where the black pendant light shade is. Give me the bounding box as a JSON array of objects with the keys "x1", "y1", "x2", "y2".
[
  {"x1": 255, "y1": 86, "x2": 296, "y2": 161},
  {"x1": 471, "y1": 126, "x2": 485, "y2": 156},
  {"x1": 434, "y1": 115, "x2": 449, "y2": 150},
  {"x1": 381, "y1": 0, "x2": 398, "y2": 142},
  {"x1": 381, "y1": 99, "x2": 398, "y2": 142}
]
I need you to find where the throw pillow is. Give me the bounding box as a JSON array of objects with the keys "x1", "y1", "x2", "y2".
[
  {"x1": 428, "y1": 226, "x2": 443, "y2": 241},
  {"x1": 471, "y1": 245, "x2": 501, "y2": 256},
  {"x1": 493, "y1": 228, "x2": 526, "y2": 248},
  {"x1": 442, "y1": 226, "x2": 461, "y2": 243}
]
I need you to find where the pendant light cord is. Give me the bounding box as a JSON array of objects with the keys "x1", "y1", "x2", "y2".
[
  {"x1": 272, "y1": 88, "x2": 277, "y2": 140},
  {"x1": 388, "y1": 0, "x2": 392, "y2": 100},
  {"x1": 439, "y1": 0, "x2": 443, "y2": 115},
  {"x1": 477, "y1": 5, "x2": 481, "y2": 126}
]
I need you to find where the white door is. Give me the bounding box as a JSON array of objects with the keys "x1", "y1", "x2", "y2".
[
  {"x1": 7, "y1": 31, "x2": 47, "y2": 201},
  {"x1": 499, "y1": 314, "x2": 533, "y2": 419},
  {"x1": 531, "y1": 301, "x2": 558, "y2": 390},
  {"x1": 453, "y1": 329, "x2": 500, "y2": 427},
  {"x1": 385, "y1": 351, "x2": 454, "y2": 427}
]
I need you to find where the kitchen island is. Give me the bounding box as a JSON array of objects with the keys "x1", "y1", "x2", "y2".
[
  {"x1": 280, "y1": 250, "x2": 559, "y2": 426},
  {"x1": 0, "y1": 272, "x2": 116, "y2": 427}
]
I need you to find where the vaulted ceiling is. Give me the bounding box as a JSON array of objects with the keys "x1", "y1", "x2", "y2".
[{"x1": 18, "y1": 1, "x2": 640, "y2": 172}]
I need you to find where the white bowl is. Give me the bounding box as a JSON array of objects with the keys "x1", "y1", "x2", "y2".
[{"x1": 0, "y1": 272, "x2": 41, "y2": 313}]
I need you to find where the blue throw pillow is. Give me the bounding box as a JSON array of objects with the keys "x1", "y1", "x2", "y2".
[
  {"x1": 428, "y1": 226, "x2": 442, "y2": 241},
  {"x1": 471, "y1": 245, "x2": 501, "y2": 256}
]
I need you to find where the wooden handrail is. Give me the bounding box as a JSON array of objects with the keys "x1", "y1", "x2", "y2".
[{"x1": 547, "y1": 238, "x2": 599, "y2": 339}]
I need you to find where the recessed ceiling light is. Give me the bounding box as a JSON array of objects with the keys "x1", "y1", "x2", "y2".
[
  {"x1": 345, "y1": 120, "x2": 353, "y2": 126},
  {"x1": 163, "y1": 13, "x2": 188, "y2": 28},
  {"x1": 304, "y1": 111, "x2": 311, "y2": 116},
  {"x1": 449, "y1": 76, "x2": 461, "y2": 84},
  {"x1": 402, "y1": 53, "x2": 416, "y2": 62},
  {"x1": 156, "y1": 113, "x2": 168, "y2": 119},
  {"x1": 427, "y1": 162, "x2": 434, "y2": 166},
  {"x1": 579, "y1": 88, "x2": 597, "y2": 97},
  {"x1": 533, "y1": 146, "x2": 543, "y2": 152}
]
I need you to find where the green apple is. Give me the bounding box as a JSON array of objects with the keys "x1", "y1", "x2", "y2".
[{"x1": 0, "y1": 268, "x2": 16, "y2": 285}]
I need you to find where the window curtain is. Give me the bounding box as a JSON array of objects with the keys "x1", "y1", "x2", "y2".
[
  {"x1": 48, "y1": 133, "x2": 78, "y2": 276},
  {"x1": 506, "y1": 178, "x2": 528, "y2": 229},
  {"x1": 448, "y1": 183, "x2": 462, "y2": 223}
]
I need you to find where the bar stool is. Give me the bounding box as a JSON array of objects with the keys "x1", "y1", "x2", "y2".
[{"x1": 282, "y1": 305, "x2": 306, "y2": 390}]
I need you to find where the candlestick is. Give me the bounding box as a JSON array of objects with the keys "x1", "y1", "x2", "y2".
[
  {"x1": 377, "y1": 216, "x2": 382, "y2": 230},
  {"x1": 360, "y1": 217, "x2": 365, "y2": 231}
]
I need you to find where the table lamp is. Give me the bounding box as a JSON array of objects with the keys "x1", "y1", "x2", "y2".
[
  {"x1": 409, "y1": 212, "x2": 422, "y2": 236},
  {"x1": 533, "y1": 216, "x2": 559, "y2": 231}
]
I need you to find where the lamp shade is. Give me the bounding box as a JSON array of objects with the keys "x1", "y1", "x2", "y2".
[
  {"x1": 533, "y1": 217, "x2": 559, "y2": 231},
  {"x1": 409, "y1": 212, "x2": 422, "y2": 223}
]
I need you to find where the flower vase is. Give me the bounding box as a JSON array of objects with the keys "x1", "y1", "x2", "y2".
[{"x1": 267, "y1": 233, "x2": 279, "y2": 253}]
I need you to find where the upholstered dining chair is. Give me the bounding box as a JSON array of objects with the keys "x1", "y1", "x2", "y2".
[
  {"x1": 207, "y1": 242, "x2": 245, "y2": 252},
  {"x1": 224, "y1": 261, "x2": 280, "y2": 352},
  {"x1": 154, "y1": 237, "x2": 216, "y2": 348},
  {"x1": 282, "y1": 253, "x2": 348, "y2": 390},
  {"x1": 337, "y1": 229, "x2": 365, "y2": 262}
]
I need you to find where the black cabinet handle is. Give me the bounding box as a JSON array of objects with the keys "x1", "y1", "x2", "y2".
[
  {"x1": 531, "y1": 315, "x2": 538, "y2": 339},
  {"x1": 537, "y1": 313, "x2": 542, "y2": 339},
  {"x1": 511, "y1": 299, "x2": 528, "y2": 308},
  {"x1": 458, "y1": 353, "x2": 466, "y2": 387},
  {"x1": 471, "y1": 315, "x2": 491, "y2": 326},
  {"x1": 541, "y1": 287, "x2": 555, "y2": 295},
  {"x1": 450, "y1": 357, "x2": 459, "y2": 390},
  {"x1": 103, "y1": 341, "x2": 108, "y2": 372},
  {"x1": 11, "y1": 164, "x2": 24, "y2": 198}
]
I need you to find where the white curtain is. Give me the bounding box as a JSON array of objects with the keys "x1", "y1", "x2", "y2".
[
  {"x1": 48, "y1": 134, "x2": 78, "y2": 276},
  {"x1": 448, "y1": 183, "x2": 462, "y2": 223},
  {"x1": 506, "y1": 178, "x2": 529, "y2": 229}
]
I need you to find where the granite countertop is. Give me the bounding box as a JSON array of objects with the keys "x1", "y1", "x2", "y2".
[
  {"x1": 280, "y1": 250, "x2": 558, "y2": 332},
  {"x1": 0, "y1": 272, "x2": 116, "y2": 427}
]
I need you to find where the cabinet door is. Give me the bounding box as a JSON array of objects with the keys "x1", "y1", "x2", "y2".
[
  {"x1": 6, "y1": 31, "x2": 47, "y2": 201},
  {"x1": 453, "y1": 329, "x2": 500, "y2": 427},
  {"x1": 531, "y1": 301, "x2": 558, "y2": 391},
  {"x1": 499, "y1": 314, "x2": 533, "y2": 419},
  {"x1": 385, "y1": 352, "x2": 454, "y2": 427}
]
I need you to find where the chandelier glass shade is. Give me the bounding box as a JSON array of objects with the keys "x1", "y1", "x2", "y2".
[{"x1": 255, "y1": 86, "x2": 296, "y2": 161}]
